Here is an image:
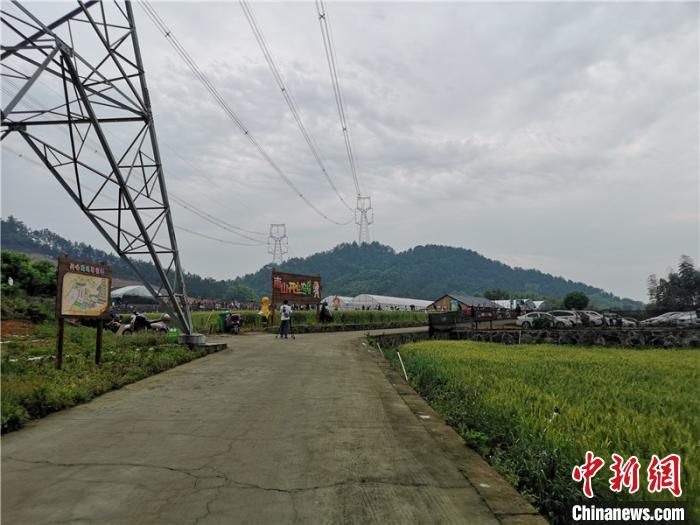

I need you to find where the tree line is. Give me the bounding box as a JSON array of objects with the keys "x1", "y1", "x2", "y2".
[
  {"x1": 1, "y1": 216, "x2": 660, "y2": 312},
  {"x1": 647, "y1": 255, "x2": 700, "y2": 311},
  {"x1": 1, "y1": 217, "x2": 257, "y2": 303}
]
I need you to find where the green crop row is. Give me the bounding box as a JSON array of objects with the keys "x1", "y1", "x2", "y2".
[
  {"x1": 187, "y1": 310, "x2": 427, "y2": 333},
  {"x1": 391, "y1": 341, "x2": 699, "y2": 523}
]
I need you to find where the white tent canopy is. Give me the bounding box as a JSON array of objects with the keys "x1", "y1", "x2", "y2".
[
  {"x1": 347, "y1": 294, "x2": 432, "y2": 311},
  {"x1": 321, "y1": 295, "x2": 354, "y2": 310},
  {"x1": 111, "y1": 285, "x2": 156, "y2": 301},
  {"x1": 492, "y1": 299, "x2": 538, "y2": 310}
]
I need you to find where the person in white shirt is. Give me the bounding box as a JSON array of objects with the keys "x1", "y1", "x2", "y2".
[{"x1": 278, "y1": 300, "x2": 291, "y2": 339}]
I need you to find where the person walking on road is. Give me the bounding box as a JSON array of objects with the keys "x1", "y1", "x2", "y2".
[{"x1": 278, "y1": 300, "x2": 291, "y2": 339}]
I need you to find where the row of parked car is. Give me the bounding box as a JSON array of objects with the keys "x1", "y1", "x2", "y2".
[
  {"x1": 515, "y1": 309, "x2": 700, "y2": 329},
  {"x1": 640, "y1": 311, "x2": 700, "y2": 327}
]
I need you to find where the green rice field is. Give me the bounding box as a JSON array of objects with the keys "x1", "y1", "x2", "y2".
[{"x1": 392, "y1": 341, "x2": 700, "y2": 523}]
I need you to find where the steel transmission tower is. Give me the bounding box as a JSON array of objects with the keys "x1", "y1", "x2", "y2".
[
  {"x1": 1, "y1": 1, "x2": 193, "y2": 334},
  {"x1": 268, "y1": 224, "x2": 288, "y2": 265},
  {"x1": 355, "y1": 196, "x2": 373, "y2": 244}
]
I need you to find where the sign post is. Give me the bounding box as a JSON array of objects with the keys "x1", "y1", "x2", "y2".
[
  {"x1": 56, "y1": 317, "x2": 65, "y2": 370},
  {"x1": 270, "y1": 271, "x2": 322, "y2": 323},
  {"x1": 56, "y1": 256, "x2": 112, "y2": 369},
  {"x1": 95, "y1": 319, "x2": 104, "y2": 365}
]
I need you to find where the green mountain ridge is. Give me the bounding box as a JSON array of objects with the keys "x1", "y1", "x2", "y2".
[
  {"x1": 1, "y1": 216, "x2": 643, "y2": 310},
  {"x1": 234, "y1": 242, "x2": 643, "y2": 310}
]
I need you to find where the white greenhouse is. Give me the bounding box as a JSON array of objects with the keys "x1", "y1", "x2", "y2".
[
  {"x1": 346, "y1": 294, "x2": 432, "y2": 312},
  {"x1": 321, "y1": 295, "x2": 354, "y2": 310},
  {"x1": 111, "y1": 285, "x2": 155, "y2": 301}
]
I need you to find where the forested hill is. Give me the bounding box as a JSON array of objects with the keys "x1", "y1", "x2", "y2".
[
  {"x1": 1, "y1": 216, "x2": 642, "y2": 309},
  {"x1": 0, "y1": 216, "x2": 244, "y2": 300},
  {"x1": 235, "y1": 242, "x2": 643, "y2": 310}
]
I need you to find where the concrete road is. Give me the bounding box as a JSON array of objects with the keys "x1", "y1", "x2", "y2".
[{"x1": 2, "y1": 330, "x2": 543, "y2": 525}]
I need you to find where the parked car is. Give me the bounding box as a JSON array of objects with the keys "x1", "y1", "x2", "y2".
[
  {"x1": 673, "y1": 311, "x2": 700, "y2": 328},
  {"x1": 516, "y1": 312, "x2": 574, "y2": 329},
  {"x1": 581, "y1": 310, "x2": 605, "y2": 327},
  {"x1": 603, "y1": 312, "x2": 634, "y2": 327},
  {"x1": 640, "y1": 312, "x2": 681, "y2": 327},
  {"x1": 516, "y1": 312, "x2": 554, "y2": 329},
  {"x1": 621, "y1": 317, "x2": 639, "y2": 327},
  {"x1": 548, "y1": 310, "x2": 581, "y2": 327}
]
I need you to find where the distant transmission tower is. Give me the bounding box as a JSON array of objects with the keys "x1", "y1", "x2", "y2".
[
  {"x1": 355, "y1": 196, "x2": 373, "y2": 244},
  {"x1": 268, "y1": 224, "x2": 288, "y2": 265}
]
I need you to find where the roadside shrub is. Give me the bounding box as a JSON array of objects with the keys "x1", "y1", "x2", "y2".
[
  {"x1": 532, "y1": 316, "x2": 552, "y2": 329},
  {"x1": 0, "y1": 291, "x2": 54, "y2": 323}
]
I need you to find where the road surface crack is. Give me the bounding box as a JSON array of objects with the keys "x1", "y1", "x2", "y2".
[{"x1": 225, "y1": 477, "x2": 467, "y2": 493}]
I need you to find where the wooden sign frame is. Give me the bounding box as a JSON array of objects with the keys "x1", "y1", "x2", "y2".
[{"x1": 55, "y1": 256, "x2": 112, "y2": 369}]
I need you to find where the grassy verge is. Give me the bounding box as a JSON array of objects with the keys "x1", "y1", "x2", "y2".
[
  {"x1": 391, "y1": 340, "x2": 699, "y2": 523},
  {"x1": 1, "y1": 322, "x2": 217, "y2": 433}
]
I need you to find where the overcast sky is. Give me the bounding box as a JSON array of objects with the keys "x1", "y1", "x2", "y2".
[{"x1": 2, "y1": 1, "x2": 698, "y2": 301}]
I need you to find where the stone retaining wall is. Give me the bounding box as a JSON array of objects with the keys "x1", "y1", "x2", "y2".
[
  {"x1": 367, "y1": 331, "x2": 431, "y2": 349},
  {"x1": 372, "y1": 328, "x2": 700, "y2": 349}
]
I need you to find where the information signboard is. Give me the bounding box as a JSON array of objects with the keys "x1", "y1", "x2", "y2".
[{"x1": 55, "y1": 256, "x2": 112, "y2": 368}]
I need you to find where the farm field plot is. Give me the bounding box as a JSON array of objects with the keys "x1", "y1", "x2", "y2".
[
  {"x1": 188, "y1": 309, "x2": 428, "y2": 332},
  {"x1": 1, "y1": 321, "x2": 217, "y2": 433},
  {"x1": 393, "y1": 340, "x2": 700, "y2": 523}
]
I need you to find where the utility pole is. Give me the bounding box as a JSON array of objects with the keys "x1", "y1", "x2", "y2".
[
  {"x1": 355, "y1": 196, "x2": 373, "y2": 244},
  {"x1": 0, "y1": 1, "x2": 193, "y2": 334},
  {"x1": 268, "y1": 224, "x2": 288, "y2": 265}
]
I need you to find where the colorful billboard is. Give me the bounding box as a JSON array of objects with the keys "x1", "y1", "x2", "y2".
[{"x1": 271, "y1": 270, "x2": 321, "y2": 306}]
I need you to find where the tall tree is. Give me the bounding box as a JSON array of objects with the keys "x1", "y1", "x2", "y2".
[
  {"x1": 648, "y1": 255, "x2": 700, "y2": 309},
  {"x1": 647, "y1": 274, "x2": 658, "y2": 303},
  {"x1": 563, "y1": 292, "x2": 589, "y2": 310}
]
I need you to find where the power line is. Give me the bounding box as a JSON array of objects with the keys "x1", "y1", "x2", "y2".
[
  {"x1": 168, "y1": 193, "x2": 267, "y2": 240},
  {"x1": 314, "y1": 0, "x2": 361, "y2": 197},
  {"x1": 239, "y1": 0, "x2": 353, "y2": 213},
  {"x1": 3, "y1": 145, "x2": 266, "y2": 247},
  {"x1": 2, "y1": 89, "x2": 267, "y2": 244},
  {"x1": 5, "y1": 66, "x2": 266, "y2": 232},
  {"x1": 174, "y1": 224, "x2": 266, "y2": 246},
  {"x1": 314, "y1": 0, "x2": 374, "y2": 243},
  {"x1": 139, "y1": 0, "x2": 353, "y2": 226}
]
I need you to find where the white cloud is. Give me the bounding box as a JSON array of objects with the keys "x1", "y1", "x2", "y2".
[{"x1": 2, "y1": 1, "x2": 698, "y2": 301}]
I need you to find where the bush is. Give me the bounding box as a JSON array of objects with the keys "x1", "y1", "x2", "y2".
[
  {"x1": 0, "y1": 287, "x2": 55, "y2": 323},
  {"x1": 532, "y1": 316, "x2": 552, "y2": 329}
]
